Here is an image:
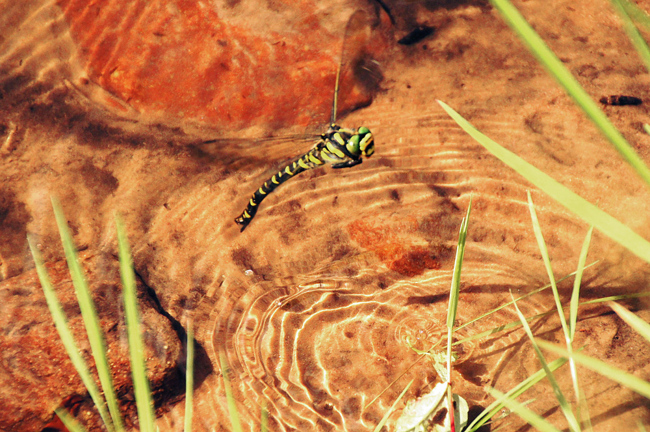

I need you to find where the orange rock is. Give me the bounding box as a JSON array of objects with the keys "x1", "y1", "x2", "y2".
[
  {"x1": 57, "y1": 0, "x2": 389, "y2": 133},
  {"x1": 347, "y1": 219, "x2": 448, "y2": 277}
]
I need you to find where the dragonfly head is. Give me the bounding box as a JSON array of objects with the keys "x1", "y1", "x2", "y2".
[{"x1": 346, "y1": 126, "x2": 374, "y2": 158}]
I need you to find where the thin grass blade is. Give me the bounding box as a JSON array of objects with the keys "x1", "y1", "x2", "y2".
[
  {"x1": 51, "y1": 198, "x2": 124, "y2": 432},
  {"x1": 567, "y1": 227, "x2": 593, "y2": 421},
  {"x1": 619, "y1": 0, "x2": 650, "y2": 32},
  {"x1": 511, "y1": 294, "x2": 580, "y2": 431},
  {"x1": 446, "y1": 199, "x2": 471, "y2": 431},
  {"x1": 28, "y1": 237, "x2": 114, "y2": 431},
  {"x1": 261, "y1": 401, "x2": 268, "y2": 432},
  {"x1": 184, "y1": 319, "x2": 195, "y2": 432},
  {"x1": 116, "y1": 214, "x2": 155, "y2": 432},
  {"x1": 220, "y1": 352, "x2": 243, "y2": 432},
  {"x1": 527, "y1": 193, "x2": 570, "y2": 340},
  {"x1": 581, "y1": 292, "x2": 650, "y2": 305},
  {"x1": 527, "y1": 194, "x2": 583, "y2": 413},
  {"x1": 372, "y1": 379, "x2": 414, "y2": 432},
  {"x1": 455, "y1": 263, "x2": 597, "y2": 333},
  {"x1": 486, "y1": 388, "x2": 562, "y2": 432},
  {"x1": 447, "y1": 198, "x2": 471, "y2": 330},
  {"x1": 578, "y1": 389, "x2": 593, "y2": 432},
  {"x1": 570, "y1": 228, "x2": 593, "y2": 342},
  {"x1": 446, "y1": 202, "x2": 472, "y2": 371},
  {"x1": 437, "y1": 101, "x2": 650, "y2": 265},
  {"x1": 55, "y1": 407, "x2": 89, "y2": 432},
  {"x1": 489, "y1": 0, "x2": 650, "y2": 186},
  {"x1": 466, "y1": 357, "x2": 568, "y2": 432},
  {"x1": 610, "y1": 0, "x2": 650, "y2": 72},
  {"x1": 608, "y1": 302, "x2": 650, "y2": 344},
  {"x1": 537, "y1": 340, "x2": 650, "y2": 398}
]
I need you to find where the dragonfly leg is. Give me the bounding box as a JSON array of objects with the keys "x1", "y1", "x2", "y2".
[{"x1": 331, "y1": 159, "x2": 362, "y2": 169}]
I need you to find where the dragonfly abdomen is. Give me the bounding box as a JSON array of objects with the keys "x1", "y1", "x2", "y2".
[
  {"x1": 233, "y1": 128, "x2": 372, "y2": 231},
  {"x1": 234, "y1": 149, "x2": 326, "y2": 231}
]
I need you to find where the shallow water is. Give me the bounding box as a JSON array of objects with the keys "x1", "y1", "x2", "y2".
[{"x1": 3, "y1": 0, "x2": 650, "y2": 431}]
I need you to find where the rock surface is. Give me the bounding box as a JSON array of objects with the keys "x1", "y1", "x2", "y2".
[
  {"x1": 0, "y1": 252, "x2": 187, "y2": 431},
  {"x1": 2, "y1": 0, "x2": 650, "y2": 431}
]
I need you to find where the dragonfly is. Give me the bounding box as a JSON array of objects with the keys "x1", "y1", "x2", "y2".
[{"x1": 234, "y1": 10, "x2": 379, "y2": 232}]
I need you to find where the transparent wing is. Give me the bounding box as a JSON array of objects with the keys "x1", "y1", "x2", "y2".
[
  {"x1": 196, "y1": 9, "x2": 385, "y2": 169},
  {"x1": 189, "y1": 134, "x2": 320, "y2": 169},
  {"x1": 331, "y1": 8, "x2": 385, "y2": 125}
]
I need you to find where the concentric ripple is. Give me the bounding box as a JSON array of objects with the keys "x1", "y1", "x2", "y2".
[
  {"x1": 205, "y1": 252, "x2": 537, "y2": 432},
  {"x1": 211, "y1": 274, "x2": 443, "y2": 431}
]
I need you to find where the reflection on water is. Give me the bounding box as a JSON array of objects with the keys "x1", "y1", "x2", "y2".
[{"x1": 204, "y1": 239, "x2": 575, "y2": 431}]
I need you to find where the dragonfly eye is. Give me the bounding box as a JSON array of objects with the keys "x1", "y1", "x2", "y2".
[
  {"x1": 346, "y1": 134, "x2": 361, "y2": 155},
  {"x1": 358, "y1": 129, "x2": 374, "y2": 157}
]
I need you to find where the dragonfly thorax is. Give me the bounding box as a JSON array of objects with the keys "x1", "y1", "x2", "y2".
[{"x1": 326, "y1": 124, "x2": 374, "y2": 158}]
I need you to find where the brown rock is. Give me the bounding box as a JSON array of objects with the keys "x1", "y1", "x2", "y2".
[
  {"x1": 0, "y1": 251, "x2": 185, "y2": 432},
  {"x1": 54, "y1": 0, "x2": 390, "y2": 134}
]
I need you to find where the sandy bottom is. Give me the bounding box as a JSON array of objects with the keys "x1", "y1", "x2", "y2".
[{"x1": 2, "y1": 0, "x2": 650, "y2": 431}]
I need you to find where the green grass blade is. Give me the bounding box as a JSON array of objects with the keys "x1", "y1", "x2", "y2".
[
  {"x1": 608, "y1": 302, "x2": 650, "y2": 344},
  {"x1": 437, "y1": 100, "x2": 650, "y2": 265},
  {"x1": 527, "y1": 193, "x2": 570, "y2": 341},
  {"x1": 116, "y1": 214, "x2": 155, "y2": 432},
  {"x1": 537, "y1": 340, "x2": 650, "y2": 399},
  {"x1": 260, "y1": 402, "x2": 269, "y2": 432},
  {"x1": 566, "y1": 227, "x2": 593, "y2": 422},
  {"x1": 511, "y1": 294, "x2": 580, "y2": 431},
  {"x1": 486, "y1": 388, "x2": 562, "y2": 432},
  {"x1": 372, "y1": 379, "x2": 414, "y2": 432},
  {"x1": 578, "y1": 389, "x2": 594, "y2": 432},
  {"x1": 466, "y1": 357, "x2": 568, "y2": 432},
  {"x1": 489, "y1": 0, "x2": 650, "y2": 186},
  {"x1": 570, "y1": 227, "x2": 593, "y2": 342},
  {"x1": 220, "y1": 352, "x2": 243, "y2": 432},
  {"x1": 610, "y1": 0, "x2": 650, "y2": 72},
  {"x1": 51, "y1": 198, "x2": 124, "y2": 432},
  {"x1": 184, "y1": 319, "x2": 195, "y2": 432},
  {"x1": 619, "y1": 0, "x2": 650, "y2": 32},
  {"x1": 527, "y1": 194, "x2": 583, "y2": 413},
  {"x1": 455, "y1": 263, "x2": 598, "y2": 334},
  {"x1": 448, "y1": 198, "x2": 471, "y2": 330},
  {"x1": 446, "y1": 199, "x2": 471, "y2": 388},
  {"x1": 55, "y1": 407, "x2": 89, "y2": 432},
  {"x1": 28, "y1": 237, "x2": 114, "y2": 431},
  {"x1": 581, "y1": 291, "x2": 650, "y2": 305}
]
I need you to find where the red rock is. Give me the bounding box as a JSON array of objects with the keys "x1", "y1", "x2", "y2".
[
  {"x1": 56, "y1": 0, "x2": 390, "y2": 134},
  {"x1": 0, "y1": 253, "x2": 184, "y2": 432},
  {"x1": 347, "y1": 218, "x2": 451, "y2": 277}
]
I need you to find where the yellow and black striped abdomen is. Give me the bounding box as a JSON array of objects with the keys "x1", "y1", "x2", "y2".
[
  {"x1": 234, "y1": 127, "x2": 366, "y2": 232},
  {"x1": 234, "y1": 149, "x2": 327, "y2": 231}
]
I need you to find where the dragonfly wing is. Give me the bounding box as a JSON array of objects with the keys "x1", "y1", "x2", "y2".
[
  {"x1": 192, "y1": 134, "x2": 320, "y2": 165},
  {"x1": 331, "y1": 9, "x2": 385, "y2": 125}
]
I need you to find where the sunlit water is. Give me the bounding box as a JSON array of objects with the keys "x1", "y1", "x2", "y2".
[{"x1": 4, "y1": 1, "x2": 650, "y2": 431}]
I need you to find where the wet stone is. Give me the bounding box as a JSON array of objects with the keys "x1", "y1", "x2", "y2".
[{"x1": 0, "y1": 252, "x2": 184, "y2": 432}]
